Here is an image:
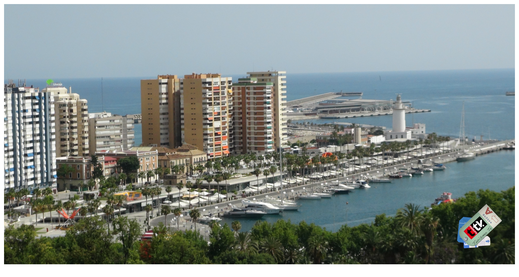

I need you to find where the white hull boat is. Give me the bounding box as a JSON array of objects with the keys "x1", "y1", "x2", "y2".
[
  {"x1": 298, "y1": 194, "x2": 321, "y2": 200},
  {"x1": 312, "y1": 192, "x2": 332, "y2": 198}
]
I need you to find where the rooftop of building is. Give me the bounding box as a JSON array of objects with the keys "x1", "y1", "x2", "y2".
[{"x1": 184, "y1": 73, "x2": 222, "y2": 79}]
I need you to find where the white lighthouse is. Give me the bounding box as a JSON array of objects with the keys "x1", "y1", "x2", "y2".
[
  {"x1": 385, "y1": 94, "x2": 412, "y2": 140},
  {"x1": 392, "y1": 94, "x2": 406, "y2": 132}
]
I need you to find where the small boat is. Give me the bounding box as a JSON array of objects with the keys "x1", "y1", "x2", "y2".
[
  {"x1": 198, "y1": 215, "x2": 222, "y2": 224},
  {"x1": 360, "y1": 183, "x2": 371, "y2": 189},
  {"x1": 456, "y1": 151, "x2": 475, "y2": 162},
  {"x1": 370, "y1": 178, "x2": 392, "y2": 183},
  {"x1": 503, "y1": 143, "x2": 515, "y2": 150},
  {"x1": 298, "y1": 194, "x2": 321, "y2": 200},
  {"x1": 312, "y1": 192, "x2": 332, "y2": 198},
  {"x1": 432, "y1": 164, "x2": 446, "y2": 171},
  {"x1": 411, "y1": 170, "x2": 424, "y2": 175},
  {"x1": 389, "y1": 173, "x2": 402, "y2": 178},
  {"x1": 326, "y1": 187, "x2": 350, "y2": 194},
  {"x1": 432, "y1": 192, "x2": 456, "y2": 206},
  {"x1": 423, "y1": 168, "x2": 433, "y2": 172}
]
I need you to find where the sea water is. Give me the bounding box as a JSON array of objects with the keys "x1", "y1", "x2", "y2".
[{"x1": 19, "y1": 68, "x2": 515, "y2": 144}]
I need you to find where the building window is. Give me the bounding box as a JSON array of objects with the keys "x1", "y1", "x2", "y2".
[
  {"x1": 77, "y1": 173, "x2": 80, "y2": 179},
  {"x1": 69, "y1": 173, "x2": 72, "y2": 178}
]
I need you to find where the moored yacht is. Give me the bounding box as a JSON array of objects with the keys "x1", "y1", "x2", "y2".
[
  {"x1": 242, "y1": 200, "x2": 282, "y2": 214},
  {"x1": 456, "y1": 151, "x2": 475, "y2": 162},
  {"x1": 222, "y1": 206, "x2": 266, "y2": 218}
]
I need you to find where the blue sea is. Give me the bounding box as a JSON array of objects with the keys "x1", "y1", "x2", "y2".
[
  {"x1": 20, "y1": 68, "x2": 515, "y2": 145},
  {"x1": 16, "y1": 69, "x2": 515, "y2": 230}
]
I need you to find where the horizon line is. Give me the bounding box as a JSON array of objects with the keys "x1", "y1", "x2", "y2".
[{"x1": 4, "y1": 67, "x2": 515, "y2": 81}]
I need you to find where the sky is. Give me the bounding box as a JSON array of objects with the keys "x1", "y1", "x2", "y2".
[{"x1": 3, "y1": 4, "x2": 515, "y2": 79}]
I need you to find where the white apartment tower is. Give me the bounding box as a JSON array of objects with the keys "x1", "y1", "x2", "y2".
[
  {"x1": 4, "y1": 82, "x2": 57, "y2": 191},
  {"x1": 88, "y1": 112, "x2": 135, "y2": 155},
  {"x1": 42, "y1": 83, "x2": 89, "y2": 157},
  {"x1": 232, "y1": 78, "x2": 275, "y2": 154},
  {"x1": 246, "y1": 71, "x2": 288, "y2": 149}
]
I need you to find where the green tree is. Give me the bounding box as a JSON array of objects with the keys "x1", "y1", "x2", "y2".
[
  {"x1": 189, "y1": 208, "x2": 201, "y2": 233},
  {"x1": 102, "y1": 204, "x2": 115, "y2": 233},
  {"x1": 112, "y1": 216, "x2": 142, "y2": 264},
  {"x1": 117, "y1": 156, "x2": 140, "y2": 175},
  {"x1": 173, "y1": 208, "x2": 182, "y2": 230},
  {"x1": 161, "y1": 205, "x2": 171, "y2": 227},
  {"x1": 231, "y1": 220, "x2": 242, "y2": 234}
]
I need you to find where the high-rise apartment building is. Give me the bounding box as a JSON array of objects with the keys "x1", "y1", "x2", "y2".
[
  {"x1": 42, "y1": 83, "x2": 89, "y2": 157},
  {"x1": 4, "y1": 82, "x2": 57, "y2": 191},
  {"x1": 180, "y1": 73, "x2": 232, "y2": 159},
  {"x1": 246, "y1": 71, "x2": 288, "y2": 149},
  {"x1": 88, "y1": 112, "x2": 134, "y2": 155},
  {"x1": 140, "y1": 75, "x2": 181, "y2": 148},
  {"x1": 232, "y1": 78, "x2": 275, "y2": 154}
]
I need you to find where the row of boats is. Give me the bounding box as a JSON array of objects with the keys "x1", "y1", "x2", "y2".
[{"x1": 387, "y1": 163, "x2": 446, "y2": 178}]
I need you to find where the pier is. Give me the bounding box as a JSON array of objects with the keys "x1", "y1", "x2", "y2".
[
  {"x1": 287, "y1": 92, "x2": 342, "y2": 107},
  {"x1": 319, "y1": 108, "x2": 431, "y2": 119}
]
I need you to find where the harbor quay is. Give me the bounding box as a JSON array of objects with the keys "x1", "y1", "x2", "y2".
[{"x1": 6, "y1": 139, "x2": 513, "y2": 242}]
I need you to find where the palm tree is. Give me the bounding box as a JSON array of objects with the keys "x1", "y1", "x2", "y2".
[
  {"x1": 43, "y1": 195, "x2": 54, "y2": 226},
  {"x1": 419, "y1": 213, "x2": 439, "y2": 264},
  {"x1": 269, "y1": 166, "x2": 277, "y2": 192},
  {"x1": 146, "y1": 170, "x2": 154, "y2": 183},
  {"x1": 204, "y1": 175, "x2": 213, "y2": 192},
  {"x1": 31, "y1": 199, "x2": 43, "y2": 226},
  {"x1": 128, "y1": 173, "x2": 136, "y2": 185},
  {"x1": 253, "y1": 169, "x2": 261, "y2": 195},
  {"x1": 79, "y1": 207, "x2": 88, "y2": 218},
  {"x1": 54, "y1": 200, "x2": 63, "y2": 226},
  {"x1": 102, "y1": 204, "x2": 115, "y2": 233},
  {"x1": 119, "y1": 173, "x2": 127, "y2": 188},
  {"x1": 92, "y1": 198, "x2": 101, "y2": 216},
  {"x1": 395, "y1": 203, "x2": 424, "y2": 235},
  {"x1": 263, "y1": 169, "x2": 270, "y2": 193},
  {"x1": 161, "y1": 205, "x2": 171, "y2": 227},
  {"x1": 5, "y1": 189, "x2": 15, "y2": 219},
  {"x1": 173, "y1": 208, "x2": 182, "y2": 230},
  {"x1": 231, "y1": 220, "x2": 241, "y2": 235},
  {"x1": 214, "y1": 175, "x2": 224, "y2": 202},
  {"x1": 142, "y1": 188, "x2": 150, "y2": 208},
  {"x1": 33, "y1": 188, "x2": 42, "y2": 200},
  {"x1": 144, "y1": 204, "x2": 153, "y2": 230},
  {"x1": 261, "y1": 236, "x2": 283, "y2": 263},
  {"x1": 176, "y1": 182, "x2": 184, "y2": 209},
  {"x1": 154, "y1": 167, "x2": 163, "y2": 184},
  {"x1": 307, "y1": 235, "x2": 327, "y2": 264},
  {"x1": 114, "y1": 195, "x2": 124, "y2": 216},
  {"x1": 138, "y1": 171, "x2": 146, "y2": 185},
  {"x1": 63, "y1": 201, "x2": 72, "y2": 219},
  {"x1": 195, "y1": 178, "x2": 203, "y2": 191},
  {"x1": 185, "y1": 181, "x2": 193, "y2": 207},
  {"x1": 189, "y1": 208, "x2": 201, "y2": 233},
  {"x1": 165, "y1": 186, "x2": 172, "y2": 201},
  {"x1": 234, "y1": 232, "x2": 258, "y2": 254}
]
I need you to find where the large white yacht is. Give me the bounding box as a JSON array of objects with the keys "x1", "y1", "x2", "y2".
[{"x1": 242, "y1": 200, "x2": 283, "y2": 214}]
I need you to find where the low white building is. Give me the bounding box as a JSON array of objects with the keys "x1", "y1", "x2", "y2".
[
  {"x1": 409, "y1": 123, "x2": 427, "y2": 139},
  {"x1": 368, "y1": 135, "x2": 386, "y2": 144}
]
